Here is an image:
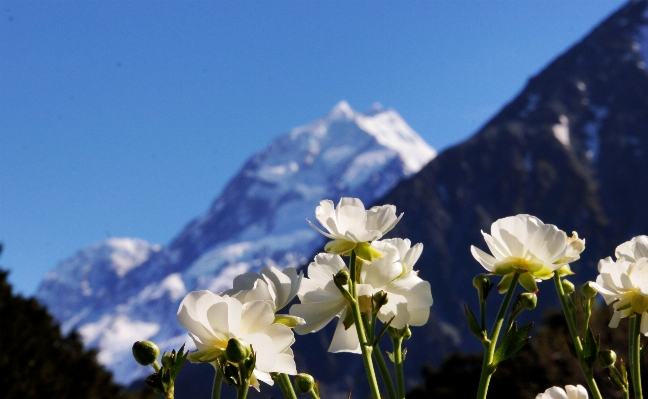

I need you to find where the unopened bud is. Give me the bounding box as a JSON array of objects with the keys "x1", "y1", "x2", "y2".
[
  {"x1": 295, "y1": 373, "x2": 316, "y2": 394},
  {"x1": 598, "y1": 349, "x2": 617, "y2": 368},
  {"x1": 581, "y1": 282, "x2": 598, "y2": 299},
  {"x1": 161, "y1": 351, "x2": 175, "y2": 368},
  {"x1": 401, "y1": 325, "x2": 412, "y2": 340},
  {"x1": 132, "y1": 340, "x2": 160, "y2": 366},
  {"x1": 518, "y1": 292, "x2": 537, "y2": 310},
  {"x1": 225, "y1": 338, "x2": 252, "y2": 364},
  {"x1": 334, "y1": 270, "x2": 350, "y2": 286},
  {"x1": 473, "y1": 274, "x2": 490, "y2": 292},
  {"x1": 373, "y1": 291, "x2": 389, "y2": 309},
  {"x1": 562, "y1": 279, "x2": 575, "y2": 295}
]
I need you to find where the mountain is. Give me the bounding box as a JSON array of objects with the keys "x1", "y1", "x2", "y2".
[
  {"x1": 36, "y1": 101, "x2": 436, "y2": 385},
  {"x1": 381, "y1": 0, "x2": 648, "y2": 366}
]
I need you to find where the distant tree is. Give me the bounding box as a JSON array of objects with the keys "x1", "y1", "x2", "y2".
[
  {"x1": 0, "y1": 245, "x2": 156, "y2": 399},
  {"x1": 408, "y1": 304, "x2": 648, "y2": 399}
]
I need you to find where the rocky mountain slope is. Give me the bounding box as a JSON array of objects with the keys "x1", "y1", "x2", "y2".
[{"x1": 383, "y1": 0, "x2": 648, "y2": 358}]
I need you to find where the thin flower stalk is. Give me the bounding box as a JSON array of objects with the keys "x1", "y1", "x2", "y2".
[
  {"x1": 276, "y1": 373, "x2": 298, "y2": 399},
  {"x1": 348, "y1": 250, "x2": 382, "y2": 399},
  {"x1": 476, "y1": 272, "x2": 520, "y2": 399},
  {"x1": 212, "y1": 369, "x2": 223, "y2": 399},
  {"x1": 391, "y1": 334, "x2": 406, "y2": 399},
  {"x1": 629, "y1": 316, "x2": 643, "y2": 399},
  {"x1": 553, "y1": 274, "x2": 603, "y2": 399},
  {"x1": 374, "y1": 342, "x2": 397, "y2": 399}
]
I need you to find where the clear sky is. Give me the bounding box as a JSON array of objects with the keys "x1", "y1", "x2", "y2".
[{"x1": 0, "y1": 0, "x2": 627, "y2": 295}]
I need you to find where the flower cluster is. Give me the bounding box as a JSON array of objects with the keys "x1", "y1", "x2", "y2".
[
  {"x1": 176, "y1": 266, "x2": 302, "y2": 390},
  {"x1": 590, "y1": 236, "x2": 648, "y2": 331},
  {"x1": 295, "y1": 198, "x2": 432, "y2": 352},
  {"x1": 174, "y1": 197, "x2": 433, "y2": 391}
]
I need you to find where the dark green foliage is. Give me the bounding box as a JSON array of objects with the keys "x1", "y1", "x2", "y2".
[
  {"x1": 408, "y1": 305, "x2": 648, "y2": 399},
  {"x1": 0, "y1": 267, "x2": 156, "y2": 399}
]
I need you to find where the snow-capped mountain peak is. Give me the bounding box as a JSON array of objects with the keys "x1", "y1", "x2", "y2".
[{"x1": 37, "y1": 101, "x2": 436, "y2": 385}]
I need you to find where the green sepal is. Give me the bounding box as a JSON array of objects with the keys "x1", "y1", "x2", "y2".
[
  {"x1": 464, "y1": 304, "x2": 487, "y2": 344},
  {"x1": 497, "y1": 273, "x2": 516, "y2": 294},
  {"x1": 492, "y1": 322, "x2": 533, "y2": 365},
  {"x1": 325, "y1": 239, "x2": 356, "y2": 255},
  {"x1": 519, "y1": 272, "x2": 538, "y2": 293},
  {"x1": 354, "y1": 242, "x2": 383, "y2": 262},
  {"x1": 582, "y1": 327, "x2": 600, "y2": 369},
  {"x1": 274, "y1": 314, "x2": 305, "y2": 328},
  {"x1": 342, "y1": 306, "x2": 355, "y2": 330}
]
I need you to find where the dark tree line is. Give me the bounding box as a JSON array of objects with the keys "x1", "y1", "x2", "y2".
[
  {"x1": 408, "y1": 304, "x2": 648, "y2": 399},
  {"x1": 0, "y1": 245, "x2": 155, "y2": 399}
]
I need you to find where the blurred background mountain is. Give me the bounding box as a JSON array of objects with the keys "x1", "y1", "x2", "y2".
[{"x1": 4, "y1": 0, "x2": 648, "y2": 398}]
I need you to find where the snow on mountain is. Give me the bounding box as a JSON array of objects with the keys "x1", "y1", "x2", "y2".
[{"x1": 37, "y1": 101, "x2": 435, "y2": 384}]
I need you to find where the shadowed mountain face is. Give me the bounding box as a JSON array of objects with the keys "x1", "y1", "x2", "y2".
[{"x1": 382, "y1": 0, "x2": 648, "y2": 357}]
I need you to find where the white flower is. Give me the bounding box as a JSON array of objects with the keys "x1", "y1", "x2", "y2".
[
  {"x1": 289, "y1": 253, "x2": 372, "y2": 353},
  {"x1": 536, "y1": 385, "x2": 588, "y2": 399},
  {"x1": 364, "y1": 239, "x2": 432, "y2": 328},
  {"x1": 222, "y1": 265, "x2": 303, "y2": 313},
  {"x1": 615, "y1": 235, "x2": 648, "y2": 262},
  {"x1": 307, "y1": 198, "x2": 402, "y2": 259},
  {"x1": 470, "y1": 214, "x2": 571, "y2": 292},
  {"x1": 289, "y1": 239, "x2": 433, "y2": 353},
  {"x1": 590, "y1": 236, "x2": 648, "y2": 332},
  {"x1": 177, "y1": 291, "x2": 297, "y2": 390}
]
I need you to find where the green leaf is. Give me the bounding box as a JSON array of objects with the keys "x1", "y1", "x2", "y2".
[
  {"x1": 386, "y1": 351, "x2": 395, "y2": 363},
  {"x1": 493, "y1": 322, "x2": 533, "y2": 365},
  {"x1": 464, "y1": 304, "x2": 487, "y2": 343},
  {"x1": 641, "y1": 342, "x2": 648, "y2": 359},
  {"x1": 582, "y1": 327, "x2": 599, "y2": 369},
  {"x1": 402, "y1": 348, "x2": 407, "y2": 362},
  {"x1": 608, "y1": 372, "x2": 624, "y2": 390},
  {"x1": 373, "y1": 316, "x2": 394, "y2": 347}
]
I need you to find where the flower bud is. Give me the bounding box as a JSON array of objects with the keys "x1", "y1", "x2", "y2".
[
  {"x1": 373, "y1": 291, "x2": 389, "y2": 309},
  {"x1": 581, "y1": 282, "x2": 598, "y2": 299},
  {"x1": 562, "y1": 279, "x2": 575, "y2": 295},
  {"x1": 598, "y1": 349, "x2": 617, "y2": 368},
  {"x1": 132, "y1": 340, "x2": 160, "y2": 366},
  {"x1": 334, "y1": 269, "x2": 350, "y2": 286},
  {"x1": 473, "y1": 274, "x2": 492, "y2": 300},
  {"x1": 295, "y1": 373, "x2": 316, "y2": 394},
  {"x1": 161, "y1": 351, "x2": 175, "y2": 368},
  {"x1": 225, "y1": 338, "x2": 252, "y2": 364},
  {"x1": 518, "y1": 292, "x2": 537, "y2": 310}
]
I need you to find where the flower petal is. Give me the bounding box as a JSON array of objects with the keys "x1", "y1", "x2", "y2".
[{"x1": 328, "y1": 315, "x2": 361, "y2": 353}]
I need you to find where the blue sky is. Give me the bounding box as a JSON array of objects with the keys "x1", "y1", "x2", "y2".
[{"x1": 0, "y1": 0, "x2": 626, "y2": 295}]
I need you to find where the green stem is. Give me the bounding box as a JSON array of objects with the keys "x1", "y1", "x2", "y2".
[
  {"x1": 480, "y1": 297, "x2": 487, "y2": 331},
  {"x1": 365, "y1": 312, "x2": 396, "y2": 399},
  {"x1": 630, "y1": 315, "x2": 643, "y2": 399},
  {"x1": 392, "y1": 335, "x2": 405, "y2": 399},
  {"x1": 349, "y1": 250, "x2": 382, "y2": 399},
  {"x1": 151, "y1": 361, "x2": 161, "y2": 372},
  {"x1": 374, "y1": 343, "x2": 397, "y2": 399},
  {"x1": 236, "y1": 379, "x2": 250, "y2": 399},
  {"x1": 553, "y1": 274, "x2": 603, "y2": 399},
  {"x1": 212, "y1": 369, "x2": 223, "y2": 399},
  {"x1": 277, "y1": 373, "x2": 298, "y2": 399},
  {"x1": 476, "y1": 272, "x2": 520, "y2": 399}
]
